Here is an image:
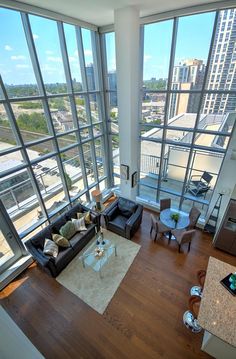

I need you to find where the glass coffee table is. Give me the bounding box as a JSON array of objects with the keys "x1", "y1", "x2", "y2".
[{"x1": 80, "y1": 239, "x2": 117, "y2": 278}]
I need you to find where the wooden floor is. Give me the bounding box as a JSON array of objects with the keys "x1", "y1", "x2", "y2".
[{"x1": 1, "y1": 209, "x2": 236, "y2": 359}]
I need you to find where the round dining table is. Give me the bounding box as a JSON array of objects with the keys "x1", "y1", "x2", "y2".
[{"x1": 160, "y1": 208, "x2": 190, "y2": 238}]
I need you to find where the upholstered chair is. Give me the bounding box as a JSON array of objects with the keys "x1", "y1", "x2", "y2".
[
  {"x1": 160, "y1": 198, "x2": 171, "y2": 212},
  {"x1": 150, "y1": 214, "x2": 170, "y2": 241}
]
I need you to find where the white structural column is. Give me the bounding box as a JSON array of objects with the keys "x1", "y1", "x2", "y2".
[{"x1": 114, "y1": 6, "x2": 140, "y2": 200}]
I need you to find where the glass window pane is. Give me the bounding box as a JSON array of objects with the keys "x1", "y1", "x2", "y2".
[
  {"x1": 0, "y1": 150, "x2": 24, "y2": 175},
  {"x1": 141, "y1": 126, "x2": 163, "y2": 140},
  {"x1": 57, "y1": 133, "x2": 77, "y2": 150},
  {"x1": 29, "y1": 15, "x2": 67, "y2": 94},
  {"x1": 82, "y1": 143, "x2": 95, "y2": 186},
  {"x1": 89, "y1": 94, "x2": 101, "y2": 124},
  {"x1": 61, "y1": 149, "x2": 85, "y2": 200},
  {"x1": 200, "y1": 94, "x2": 236, "y2": 134},
  {"x1": 143, "y1": 20, "x2": 173, "y2": 90},
  {"x1": 140, "y1": 141, "x2": 161, "y2": 187},
  {"x1": 139, "y1": 185, "x2": 157, "y2": 202},
  {"x1": 108, "y1": 92, "x2": 118, "y2": 121},
  {"x1": 168, "y1": 93, "x2": 201, "y2": 121},
  {"x1": 194, "y1": 132, "x2": 229, "y2": 149},
  {"x1": 13, "y1": 100, "x2": 50, "y2": 143},
  {"x1": 63, "y1": 23, "x2": 83, "y2": 91},
  {"x1": 160, "y1": 144, "x2": 190, "y2": 194},
  {"x1": 0, "y1": 230, "x2": 14, "y2": 266},
  {"x1": 95, "y1": 137, "x2": 105, "y2": 178},
  {"x1": 93, "y1": 124, "x2": 103, "y2": 137},
  {"x1": 0, "y1": 8, "x2": 39, "y2": 98},
  {"x1": 111, "y1": 135, "x2": 120, "y2": 178},
  {"x1": 80, "y1": 127, "x2": 91, "y2": 141},
  {"x1": 48, "y1": 96, "x2": 75, "y2": 134},
  {"x1": 105, "y1": 32, "x2": 116, "y2": 89},
  {"x1": 206, "y1": 9, "x2": 236, "y2": 91},
  {"x1": 142, "y1": 93, "x2": 166, "y2": 124},
  {"x1": 173, "y1": 12, "x2": 215, "y2": 91},
  {"x1": 0, "y1": 169, "x2": 46, "y2": 235},
  {"x1": 26, "y1": 140, "x2": 55, "y2": 161},
  {"x1": 0, "y1": 104, "x2": 18, "y2": 149},
  {"x1": 166, "y1": 129, "x2": 193, "y2": 145},
  {"x1": 75, "y1": 95, "x2": 89, "y2": 126},
  {"x1": 32, "y1": 156, "x2": 67, "y2": 216},
  {"x1": 82, "y1": 29, "x2": 97, "y2": 91}
]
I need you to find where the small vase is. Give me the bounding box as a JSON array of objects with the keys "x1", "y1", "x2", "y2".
[{"x1": 230, "y1": 283, "x2": 236, "y2": 290}]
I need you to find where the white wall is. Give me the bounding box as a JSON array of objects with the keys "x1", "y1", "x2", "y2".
[{"x1": 114, "y1": 6, "x2": 140, "y2": 200}]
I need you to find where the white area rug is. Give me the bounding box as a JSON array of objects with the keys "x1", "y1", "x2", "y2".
[{"x1": 56, "y1": 229, "x2": 140, "y2": 314}]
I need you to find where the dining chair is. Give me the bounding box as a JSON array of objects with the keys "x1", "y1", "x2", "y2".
[
  {"x1": 160, "y1": 198, "x2": 171, "y2": 212},
  {"x1": 188, "y1": 206, "x2": 201, "y2": 229},
  {"x1": 183, "y1": 295, "x2": 202, "y2": 333},
  {"x1": 150, "y1": 214, "x2": 170, "y2": 241},
  {"x1": 171, "y1": 229, "x2": 196, "y2": 253}
]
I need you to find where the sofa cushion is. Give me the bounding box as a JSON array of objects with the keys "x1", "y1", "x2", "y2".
[
  {"x1": 109, "y1": 215, "x2": 127, "y2": 231},
  {"x1": 70, "y1": 224, "x2": 95, "y2": 251},
  {"x1": 59, "y1": 221, "x2": 77, "y2": 239},
  {"x1": 72, "y1": 217, "x2": 87, "y2": 232},
  {"x1": 118, "y1": 198, "x2": 138, "y2": 218},
  {"x1": 77, "y1": 211, "x2": 92, "y2": 224},
  {"x1": 52, "y1": 233, "x2": 70, "y2": 248},
  {"x1": 54, "y1": 246, "x2": 74, "y2": 266},
  {"x1": 30, "y1": 227, "x2": 52, "y2": 249},
  {"x1": 43, "y1": 239, "x2": 59, "y2": 258}
]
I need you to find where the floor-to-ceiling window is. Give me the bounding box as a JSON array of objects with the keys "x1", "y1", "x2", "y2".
[
  {"x1": 139, "y1": 8, "x2": 236, "y2": 218},
  {"x1": 0, "y1": 5, "x2": 108, "y2": 263},
  {"x1": 101, "y1": 32, "x2": 120, "y2": 187}
]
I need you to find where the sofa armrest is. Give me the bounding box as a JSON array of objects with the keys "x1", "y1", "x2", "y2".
[
  {"x1": 25, "y1": 240, "x2": 53, "y2": 267},
  {"x1": 103, "y1": 198, "x2": 119, "y2": 217},
  {"x1": 125, "y1": 205, "x2": 143, "y2": 239}
]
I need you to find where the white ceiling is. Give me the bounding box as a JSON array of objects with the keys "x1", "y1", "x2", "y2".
[{"x1": 20, "y1": 0, "x2": 221, "y2": 26}]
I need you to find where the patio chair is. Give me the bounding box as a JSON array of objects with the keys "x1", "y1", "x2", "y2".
[{"x1": 187, "y1": 171, "x2": 213, "y2": 198}]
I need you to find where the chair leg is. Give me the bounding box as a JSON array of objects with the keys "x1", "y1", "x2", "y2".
[
  {"x1": 154, "y1": 232, "x2": 157, "y2": 241},
  {"x1": 178, "y1": 244, "x2": 181, "y2": 253},
  {"x1": 168, "y1": 231, "x2": 172, "y2": 243},
  {"x1": 188, "y1": 242, "x2": 191, "y2": 252}
]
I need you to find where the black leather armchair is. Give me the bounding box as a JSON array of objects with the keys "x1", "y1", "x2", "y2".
[{"x1": 103, "y1": 197, "x2": 143, "y2": 239}]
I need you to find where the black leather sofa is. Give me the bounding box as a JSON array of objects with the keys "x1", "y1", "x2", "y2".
[
  {"x1": 103, "y1": 197, "x2": 143, "y2": 239},
  {"x1": 25, "y1": 203, "x2": 100, "y2": 277}
]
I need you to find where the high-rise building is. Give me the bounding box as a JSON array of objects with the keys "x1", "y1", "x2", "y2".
[
  {"x1": 203, "y1": 9, "x2": 236, "y2": 114},
  {"x1": 168, "y1": 59, "x2": 205, "y2": 118}
]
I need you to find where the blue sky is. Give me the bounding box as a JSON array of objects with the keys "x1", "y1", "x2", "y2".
[
  {"x1": 0, "y1": 7, "x2": 215, "y2": 85},
  {"x1": 0, "y1": 7, "x2": 93, "y2": 85}
]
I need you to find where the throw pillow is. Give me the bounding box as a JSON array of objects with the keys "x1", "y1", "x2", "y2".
[
  {"x1": 43, "y1": 238, "x2": 58, "y2": 258},
  {"x1": 77, "y1": 211, "x2": 92, "y2": 225},
  {"x1": 72, "y1": 217, "x2": 87, "y2": 232},
  {"x1": 52, "y1": 233, "x2": 70, "y2": 248},
  {"x1": 59, "y1": 221, "x2": 76, "y2": 240}
]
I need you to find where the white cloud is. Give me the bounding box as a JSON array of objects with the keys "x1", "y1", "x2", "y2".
[
  {"x1": 47, "y1": 56, "x2": 62, "y2": 63},
  {"x1": 41, "y1": 64, "x2": 57, "y2": 72},
  {"x1": 84, "y1": 49, "x2": 92, "y2": 57},
  {"x1": 144, "y1": 54, "x2": 152, "y2": 63},
  {"x1": 33, "y1": 34, "x2": 39, "y2": 40},
  {"x1": 4, "y1": 45, "x2": 13, "y2": 51},
  {"x1": 45, "y1": 50, "x2": 53, "y2": 55},
  {"x1": 16, "y1": 64, "x2": 29, "y2": 68},
  {"x1": 11, "y1": 55, "x2": 26, "y2": 61}
]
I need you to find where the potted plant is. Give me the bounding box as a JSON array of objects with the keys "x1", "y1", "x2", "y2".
[{"x1": 171, "y1": 213, "x2": 180, "y2": 225}]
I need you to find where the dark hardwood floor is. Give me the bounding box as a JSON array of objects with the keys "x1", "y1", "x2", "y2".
[{"x1": 1, "y1": 209, "x2": 236, "y2": 359}]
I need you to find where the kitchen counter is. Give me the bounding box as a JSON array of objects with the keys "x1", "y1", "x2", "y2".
[{"x1": 198, "y1": 256, "x2": 236, "y2": 358}]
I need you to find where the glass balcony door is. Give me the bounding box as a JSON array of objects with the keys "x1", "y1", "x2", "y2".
[{"x1": 0, "y1": 202, "x2": 24, "y2": 275}]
